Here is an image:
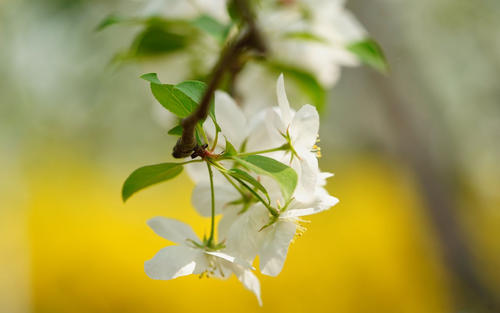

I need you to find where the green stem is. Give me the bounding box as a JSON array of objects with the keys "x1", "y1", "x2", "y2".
[
  {"x1": 210, "y1": 130, "x2": 219, "y2": 152},
  {"x1": 236, "y1": 144, "x2": 288, "y2": 157},
  {"x1": 233, "y1": 176, "x2": 279, "y2": 217},
  {"x1": 196, "y1": 124, "x2": 209, "y2": 146},
  {"x1": 206, "y1": 161, "x2": 216, "y2": 246},
  {"x1": 179, "y1": 159, "x2": 204, "y2": 165},
  {"x1": 220, "y1": 171, "x2": 247, "y2": 198},
  {"x1": 210, "y1": 160, "x2": 279, "y2": 217}
]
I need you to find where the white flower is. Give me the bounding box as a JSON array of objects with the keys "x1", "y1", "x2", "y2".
[
  {"x1": 257, "y1": 0, "x2": 366, "y2": 87},
  {"x1": 145, "y1": 217, "x2": 262, "y2": 305},
  {"x1": 262, "y1": 74, "x2": 321, "y2": 203},
  {"x1": 223, "y1": 178, "x2": 338, "y2": 276}
]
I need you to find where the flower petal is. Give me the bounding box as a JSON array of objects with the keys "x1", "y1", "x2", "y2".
[
  {"x1": 290, "y1": 104, "x2": 319, "y2": 151},
  {"x1": 276, "y1": 74, "x2": 292, "y2": 127},
  {"x1": 215, "y1": 91, "x2": 248, "y2": 149},
  {"x1": 144, "y1": 245, "x2": 199, "y2": 280},
  {"x1": 191, "y1": 182, "x2": 240, "y2": 217},
  {"x1": 233, "y1": 266, "x2": 263, "y2": 306},
  {"x1": 259, "y1": 220, "x2": 297, "y2": 277},
  {"x1": 225, "y1": 204, "x2": 269, "y2": 261},
  {"x1": 147, "y1": 217, "x2": 198, "y2": 244},
  {"x1": 294, "y1": 152, "x2": 319, "y2": 203}
]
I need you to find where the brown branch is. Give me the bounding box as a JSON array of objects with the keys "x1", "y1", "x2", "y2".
[{"x1": 172, "y1": 0, "x2": 265, "y2": 158}]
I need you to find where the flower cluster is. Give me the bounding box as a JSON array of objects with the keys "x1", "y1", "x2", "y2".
[
  {"x1": 113, "y1": 0, "x2": 385, "y2": 306},
  {"x1": 132, "y1": 75, "x2": 338, "y2": 305}
]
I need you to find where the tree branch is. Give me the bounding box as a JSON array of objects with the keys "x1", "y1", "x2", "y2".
[{"x1": 172, "y1": 0, "x2": 265, "y2": 158}]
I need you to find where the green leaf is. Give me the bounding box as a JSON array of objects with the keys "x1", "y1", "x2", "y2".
[
  {"x1": 175, "y1": 80, "x2": 206, "y2": 104},
  {"x1": 228, "y1": 168, "x2": 269, "y2": 202},
  {"x1": 223, "y1": 138, "x2": 238, "y2": 156},
  {"x1": 192, "y1": 15, "x2": 231, "y2": 43},
  {"x1": 140, "y1": 73, "x2": 162, "y2": 84},
  {"x1": 96, "y1": 14, "x2": 123, "y2": 31},
  {"x1": 167, "y1": 125, "x2": 183, "y2": 136},
  {"x1": 347, "y1": 38, "x2": 388, "y2": 73},
  {"x1": 266, "y1": 62, "x2": 327, "y2": 114},
  {"x1": 151, "y1": 84, "x2": 195, "y2": 117},
  {"x1": 131, "y1": 25, "x2": 188, "y2": 57},
  {"x1": 232, "y1": 155, "x2": 297, "y2": 200},
  {"x1": 147, "y1": 78, "x2": 220, "y2": 132},
  {"x1": 122, "y1": 163, "x2": 184, "y2": 202}
]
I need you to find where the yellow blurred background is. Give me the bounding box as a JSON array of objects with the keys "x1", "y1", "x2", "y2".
[{"x1": 1, "y1": 0, "x2": 499, "y2": 313}]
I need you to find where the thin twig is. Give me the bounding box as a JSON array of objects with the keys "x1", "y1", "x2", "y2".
[{"x1": 172, "y1": 0, "x2": 265, "y2": 158}]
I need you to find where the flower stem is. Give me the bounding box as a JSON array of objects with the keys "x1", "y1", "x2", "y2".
[
  {"x1": 206, "y1": 161, "x2": 216, "y2": 246},
  {"x1": 211, "y1": 161, "x2": 279, "y2": 217},
  {"x1": 236, "y1": 144, "x2": 289, "y2": 157}
]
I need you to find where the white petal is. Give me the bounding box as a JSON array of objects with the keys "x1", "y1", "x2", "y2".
[
  {"x1": 215, "y1": 91, "x2": 248, "y2": 149},
  {"x1": 318, "y1": 172, "x2": 334, "y2": 186},
  {"x1": 264, "y1": 107, "x2": 289, "y2": 143},
  {"x1": 259, "y1": 221, "x2": 297, "y2": 277},
  {"x1": 147, "y1": 217, "x2": 198, "y2": 244},
  {"x1": 233, "y1": 266, "x2": 263, "y2": 306},
  {"x1": 144, "y1": 246, "x2": 198, "y2": 280},
  {"x1": 185, "y1": 161, "x2": 208, "y2": 183},
  {"x1": 276, "y1": 74, "x2": 292, "y2": 126},
  {"x1": 217, "y1": 208, "x2": 239, "y2": 241},
  {"x1": 225, "y1": 205, "x2": 269, "y2": 261},
  {"x1": 205, "y1": 251, "x2": 235, "y2": 263},
  {"x1": 245, "y1": 109, "x2": 280, "y2": 152},
  {"x1": 294, "y1": 152, "x2": 319, "y2": 203},
  {"x1": 191, "y1": 182, "x2": 240, "y2": 217},
  {"x1": 290, "y1": 104, "x2": 319, "y2": 151}
]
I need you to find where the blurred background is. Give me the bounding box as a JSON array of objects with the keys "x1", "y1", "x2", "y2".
[{"x1": 1, "y1": 0, "x2": 499, "y2": 312}]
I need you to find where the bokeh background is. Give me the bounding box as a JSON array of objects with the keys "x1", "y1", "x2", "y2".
[{"x1": 1, "y1": 0, "x2": 499, "y2": 312}]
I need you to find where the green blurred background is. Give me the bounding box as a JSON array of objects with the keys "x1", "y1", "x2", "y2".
[{"x1": 1, "y1": 0, "x2": 499, "y2": 312}]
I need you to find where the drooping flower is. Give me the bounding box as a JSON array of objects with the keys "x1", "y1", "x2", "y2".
[{"x1": 144, "y1": 217, "x2": 262, "y2": 305}]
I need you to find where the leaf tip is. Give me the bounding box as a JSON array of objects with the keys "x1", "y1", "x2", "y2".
[{"x1": 140, "y1": 73, "x2": 161, "y2": 84}]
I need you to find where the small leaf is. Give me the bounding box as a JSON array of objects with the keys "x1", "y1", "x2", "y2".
[
  {"x1": 122, "y1": 163, "x2": 183, "y2": 201},
  {"x1": 168, "y1": 125, "x2": 183, "y2": 136},
  {"x1": 149, "y1": 79, "x2": 220, "y2": 131},
  {"x1": 223, "y1": 138, "x2": 237, "y2": 156},
  {"x1": 96, "y1": 14, "x2": 123, "y2": 31},
  {"x1": 232, "y1": 155, "x2": 297, "y2": 200},
  {"x1": 228, "y1": 168, "x2": 269, "y2": 202},
  {"x1": 192, "y1": 15, "x2": 231, "y2": 43},
  {"x1": 131, "y1": 25, "x2": 188, "y2": 57},
  {"x1": 347, "y1": 38, "x2": 388, "y2": 73},
  {"x1": 140, "y1": 73, "x2": 162, "y2": 84}
]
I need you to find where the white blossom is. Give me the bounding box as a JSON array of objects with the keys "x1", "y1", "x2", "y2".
[{"x1": 144, "y1": 217, "x2": 262, "y2": 305}]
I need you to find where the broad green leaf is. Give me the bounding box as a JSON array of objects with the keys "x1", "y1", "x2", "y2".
[
  {"x1": 347, "y1": 38, "x2": 388, "y2": 73},
  {"x1": 192, "y1": 15, "x2": 231, "y2": 43},
  {"x1": 167, "y1": 125, "x2": 183, "y2": 136},
  {"x1": 151, "y1": 84, "x2": 195, "y2": 117},
  {"x1": 228, "y1": 168, "x2": 269, "y2": 202},
  {"x1": 266, "y1": 62, "x2": 327, "y2": 114},
  {"x1": 131, "y1": 25, "x2": 188, "y2": 57},
  {"x1": 122, "y1": 163, "x2": 184, "y2": 202},
  {"x1": 175, "y1": 80, "x2": 206, "y2": 104},
  {"x1": 232, "y1": 155, "x2": 297, "y2": 200},
  {"x1": 147, "y1": 77, "x2": 220, "y2": 131}
]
